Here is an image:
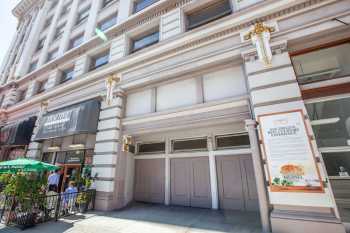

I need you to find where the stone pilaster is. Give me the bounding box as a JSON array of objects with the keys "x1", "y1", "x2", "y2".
[
  {"x1": 242, "y1": 41, "x2": 345, "y2": 233},
  {"x1": 2, "y1": 86, "x2": 18, "y2": 108},
  {"x1": 117, "y1": 0, "x2": 133, "y2": 24},
  {"x1": 160, "y1": 8, "x2": 185, "y2": 41},
  {"x1": 83, "y1": 0, "x2": 104, "y2": 41},
  {"x1": 26, "y1": 102, "x2": 48, "y2": 160},
  {"x1": 45, "y1": 70, "x2": 61, "y2": 90},
  {"x1": 38, "y1": 0, "x2": 65, "y2": 67},
  {"x1": 93, "y1": 89, "x2": 125, "y2": 210},
  {"x1": 15, "y1": 1, "x2": 51, "y2": 77},
  {"x1": 58, "y1": 0, "x2": 80, "y2": 55},
  {"x1": 25, "y1": 80, "x2": 39, "y2": 99},
  {"x1": 74, "y1": 55, "x2": 90, "y2": 77},
  {"x1": 109, "y1": 35, "x2": 129, "y2": 62}
]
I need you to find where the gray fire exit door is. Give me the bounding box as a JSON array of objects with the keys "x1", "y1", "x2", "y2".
[
  {"x1": 216, "y1": 154, "x2": 258, "y2": 211},
  {"x1": 170, "y1": 157, "x2": 212, "y2": 208},
  {"x1": 134, "y1": 159, "x2": 165, "y2": 204}
]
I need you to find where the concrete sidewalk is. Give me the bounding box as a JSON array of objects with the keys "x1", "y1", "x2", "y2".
[{"x1": 0, "y1": 203, "x2": 262, "y2": 233}]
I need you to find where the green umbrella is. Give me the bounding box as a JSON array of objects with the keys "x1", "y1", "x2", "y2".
[{"x1": 0, "y1": 158, "x2": 59, "y2": 173}]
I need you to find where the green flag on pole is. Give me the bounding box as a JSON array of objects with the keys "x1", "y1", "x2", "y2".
[{"x1": 95, "y1": 28, "x2": 108, "y2": 42}]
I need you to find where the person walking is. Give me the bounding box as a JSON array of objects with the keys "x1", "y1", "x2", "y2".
[{"x1": 47, "y1": 169, "x2": 61, "y2": 191}]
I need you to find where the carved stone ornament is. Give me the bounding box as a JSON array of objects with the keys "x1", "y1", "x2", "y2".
[
  {"x1": 244, "y1": 22, "x2": 276, "y2": 66},
  {"x1": 105, "y1": 74, "x2": 121, "y2": 106}
]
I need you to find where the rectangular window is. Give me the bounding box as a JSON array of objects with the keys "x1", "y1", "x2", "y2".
[
  {"x1": 215, "y1": 133, "x2": 250, "y2": 149},
  {"x1": 42, "y1": 152, "x2": 55, "y2": 164},
  {"x1": 138, "y1": 142, "x2": 166, "y2": 154},
  {"x1": 172, "y1": 138, "x2": 207, "y2": 152},
  {"x1": 133, "y1": 0, "x2": 158, "y2": 13},
  {"x1": 131, "y1": 30, "x2": 159, "y2": 53},
  {"x1": 306, "y1": 97, "x2": 350, "y2": 148},
  {"x1": 28, "y1": 61, "x2": 38, "y2": 73},
  {"x1": 90, "y1": 50, "x2": 109, "y2": 71},
  {"x1": 76, "y1": 6, "x2": 90, "y2": 25},
  {"x1": 37, "y1": 80, "x2": 47, "y2": 94},
  {"x1": 291, "y1": 42, "x2": 350, "y2": 85},
  {"x1": 187, "y1": 0, "x2": 232, "y2": 30},
  {"x1": 322, "y1": 152, "x2": 350, "y2": 177},
  {"x1": 47, "y1": 48, "x2": 59, "y2": 62},
  {"x1": 60, "y1": 3, "x2": 71, "y2": 16},
  {"x1": 102, "y1": 0, "x2": 115, "y2": 8},
  {"x1": 17, "y1": 89, "x2": 27, "y2": 102},
  {"x1": 53, "y1": 23, "x2": 66, "y2": 40},
  {"x1": 43, "y1": 17, "x2": 52, "y2": 31},
  {"x1": 36, "y1": 37, "x2": 46, "y2": 52},
  {"x1": 60, "y1": 67, "x2": 74, "y2": 84},
  {"x1": 69, "y1": 34, "x2": 84, "y2": 49},
  {"x1": 98, "y1": 15, "x2": 117, "y2": 31}
]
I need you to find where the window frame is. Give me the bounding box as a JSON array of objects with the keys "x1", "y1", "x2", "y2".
[
  {"x1": 53, "y1": 23, "x2": 66, "y2": 41},
  {"x1": 76, "y1": 6, "x2": 90, "y2": 25},
  {"x1": 89, "y1": 50, "x2": 110, "y2": 71},
  {"x1": 28, "y1": 61, "x2": 38, "y2": 73},
  {"x1": 97, "y1": 14, "x2": 118, "y2": 31},
  {"x1": 171, "y1": 137, "x2": 208, "y2": 153},
  {"x1": 215, "y1": 133, "x2": 250, "y2": 150},
  {"x1": 186, "y1": 0, "x2": 232, "y2": 30},
  {"x1": 131, "y1": 30, "x2": 159, "y2": 53},
  {"x1": 47, "y1": 48, "x2": 59, "y2": 62},
  {"x1": 102, "y1": 0, "x2": 116, "y2": 9},
  {"x1": 69, "y1": 34, "x2": 84, "y2": 50},
  {"x1": 60, "y1": 67, "x2": 75, "y2": 84},
  {"x1": 37, "y1": 80, "x2": 48, "y2": 94},
  {"x1": 136, "y1": 141, "x2": 166, "y2": 155},
  {"x1": 36, "y1": 37, "x2": 46, "y2": 52},
  {"x1": 133, "y1": 0, "x2": 158, "y2": 14}
]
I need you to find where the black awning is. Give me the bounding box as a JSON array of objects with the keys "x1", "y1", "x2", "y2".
[
  {"x1": 0, "y1": 116, "x2": 37, "y2": 146},
  {"x1": 34, "y1": 99, "x2": 100, "y2": 141}
]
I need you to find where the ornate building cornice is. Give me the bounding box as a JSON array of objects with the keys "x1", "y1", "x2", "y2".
[
  {"x1": 3, "y1": 0, "x2": 339, "y2": 95},
  {"x1": 12, "y1": 0, "x2": 42, "y2": 19}
]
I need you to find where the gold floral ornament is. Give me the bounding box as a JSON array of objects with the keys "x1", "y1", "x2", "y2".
[
  {"x1": 244, "y1": 22, "x2": 276, "y2": 67},
  {"x1": 105, "y1": 74, "x2": 121, "y2": 106},
  {"x1": 122, "y1": 135, "x2": 132, "y2": 152}
]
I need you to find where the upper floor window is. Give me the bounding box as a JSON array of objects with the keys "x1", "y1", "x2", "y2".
[
  {"x1": 43, "y1": 17, "x2": 53, "y2": 31},
  {"x1": 47, "y1": 48, "x2": 59, "y2": 62},
  {"x1": 90, "y1": 50, "x2": 109, "y2": 71},
  {"x1": 76, "y1": 6, "x2": 90, "y2": 25},
  {"x1": 36, "y1": 37, "x2": 46, "y2": 52},
  {"x1": 137, "y1": 142, "x2": 166, "y2": 154},
  {"x1": 215, "y1": 133, "x2": 250, "y2": 150},
  {"x1": 53, "y1": 23, "x2": 66, "y2": 41},
  {"x1": 291, "y1": 42, "x2": 350, "y2": 85},
  {"x1": 61, "y1": 3, "x2": 72, "y2": 16},
  {"x1": 49, "y1": 0, "x2": 58, "y2": 11},
  {"x1": 60, "y1": 67, "x2": 74, "y2": 84},
  {"x1": 102, "y1": 0, "x2": 116, "y2": 8},
  {"x1": 172, "y1": 137, "x2": 208, "y2": 153},
  {"x1": 69, "y1": 34, "x2": 84, "y2": 49},
  {"x1": 17, "y1": 89, "x2": 27, "y2": 102},
  {"x1": 37, "y1": 80, "x2": 48, "y2": 94},
  {"x1": 97, "y1": 15, "x2": 117, "y2": 31},
  {"x1": 133, "y1": 0, "x2": 158, "y2": 13},
  {"x1": 131, "y1": 30, "x2": 159, "y2": 53},
  {"x1": 187, "y1": 0, "x2": 232, "y2": 30},
  {"x1": 28, "y1": 61, "x2": 38, "y2": 73}
]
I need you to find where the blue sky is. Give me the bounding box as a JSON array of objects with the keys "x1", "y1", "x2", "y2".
[{"x1": 0, "y1": 1, "x2": 20, "y2": 68}]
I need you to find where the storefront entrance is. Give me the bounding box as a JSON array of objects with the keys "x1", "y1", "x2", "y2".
[
  {"x1": 42, "y1": 149, "x2": 93, "y2": 192},
  {"x1": 291, "y1": 40, "x2": 350, "y2": 224},
  {"x1": 60, "y1": 164, "x2": 82, "y2": 192}
]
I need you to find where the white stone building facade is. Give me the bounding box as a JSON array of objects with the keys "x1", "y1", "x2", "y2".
[{"x1": 0, "y1": 0, "x2": 350, "y2": 232}]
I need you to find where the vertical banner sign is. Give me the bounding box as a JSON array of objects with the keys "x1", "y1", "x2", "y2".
[{"x1": 258, "y1": 109, "x2": 324, "y2": 193}]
